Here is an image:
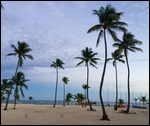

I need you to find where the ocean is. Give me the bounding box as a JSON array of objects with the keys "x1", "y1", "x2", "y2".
[{"x1": 2, "y1": 100, "x2": 148, "y2": 107}]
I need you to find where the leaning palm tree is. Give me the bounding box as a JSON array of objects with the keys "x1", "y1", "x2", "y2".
[
  {"x1": 107, "y1": 50, "x2": 125, "y2": 110},
  {"x1": 82, "y1": 84, "x2": 90, "y2": 103},
  {"x1": 12, "y1": 71, "x2": 29, "y2": 109},
  {"x1": 75, "y1": 47, "x2": 100, "y2": 111},
  {"x1": 113, "y1": 32, "x2": 143, "y2": 113},
  {"x1": 1, "y1": 79, "x2": 10, "y2": 106},
  {"x1": 4, "y1": 41, "x2": 33, "y2": 110},
  {"x1": 50, "y1": 59, "x2": 65, "y2": 107},
  {"x1": 62, "y1": 76, "x2": 69, "y2": 107},
  {"x1": 87, "y1": 4, "x2": 127, "y2": 120}
]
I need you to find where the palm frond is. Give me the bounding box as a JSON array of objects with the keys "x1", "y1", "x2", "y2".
[
  {"x1": 107, "y1": 28, "x2": 117, "y2": 41},
  {"x1": 24, "y1": 55, "x2": 34, "y2": 60},
  {"x1": 89, "y1": 62, "x2": 98, "y2": 69},
  {"x1": 76, "y1": 61, "x2": 84, "y2": 66},
  {"x1": 6, "y1": 53, "x2": 17, "y2": 57},
  {"x1": 87, "y1": 24, "x2": 102, "y2": 33},
  {"x1": 96, "y1": 30, "x2": 104, "y2": 47}
]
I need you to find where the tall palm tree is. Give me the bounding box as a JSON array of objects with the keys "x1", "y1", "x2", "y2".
[
  {"x1": 75, "y1": 47, "x2": 100, "y2": 111},
  {"x1": 82, "y1": 84, "x2": 90, "y2": 103},
  {"x1": 107, "y1": 50, "x2": 125, "y2": 110},
  {"x1": 50, "y1": 59, "x2": 65, "y2": 107},
  {"x1": 4, "y1": 41, "x2": 33, "y2": 110},
  {"x1": 113, "y1": 32, "x2": 143, "y2": 113},
  {"x1": 62, "y1": 76, "x2": 69, "y2": 107},
  {"x1": 12, "y1": 71, "x2": 29, "y2": 109},
  {"x1": 87, "y1": 4, "x2": 127, "y2": 120}
]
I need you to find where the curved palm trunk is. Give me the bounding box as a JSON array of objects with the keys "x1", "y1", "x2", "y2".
[
  {"x1": 86, "y1": 63, "x2": 93, "y2": 110},
  {"x1": 63, "y1": 83, "x2": 65, "y2": 107},
  {"x1": 114, "y1": 62, "x2": 118, "y2": 110},
  {"x1": 99, "y1": 29, "x2": 110, "y2": 120},
  {"x1": 124, "y1": 50, "x2": 130, "y2": 113},
  {"x1": 53, "y1": 67, "x2": 58, "y2": 107},
  {"x1": 4, "y1": 60, "x2": 19, "y2": 110}
]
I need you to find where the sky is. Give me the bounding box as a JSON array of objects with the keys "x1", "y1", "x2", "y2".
[{"x1": 1, "y1": 1, "x2": 149, "y2": 102}]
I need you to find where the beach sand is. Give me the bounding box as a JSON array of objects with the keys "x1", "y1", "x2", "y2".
[{"x1": 1, "y1": 104, "x2": 149, "y2": 125}]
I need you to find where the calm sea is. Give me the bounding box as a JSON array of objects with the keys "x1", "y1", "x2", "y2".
[{"x1": 2, "y1": 100, "x2": 147, "y2": 107}]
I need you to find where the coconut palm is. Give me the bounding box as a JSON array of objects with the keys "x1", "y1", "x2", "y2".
[
  {"x1": 62, "y1": 76, "x2": 69, "y2": 107},
  {"x1": 139, "y1": 96, "x2": 148, "y2": 107},
  {"x1": 1, "y1": 79, "x2": 11, "y2": 106},
  {"x1": 65, "y1": 93, "x2": 73, "y2": 105},
  {"x1": 113, "y1": 32, "x2": 143, "y2": 113},
  {"x1": 4, "y1": 41, "x2": 33, "y2": 110},
  {"x1": 118, "y1": 98, "x2": 125, "y2": 106},
  {"x1": 29, "y1": 96, "x2": 33, "y2": 104},
  {"x1": 107, "y1": 50, "x2": 125, "y2": 110},
  {"x1": 134, "y1": 98, "x2": 138, "y2": 106},
  {"x1": 74, "y1": 93, "x2": 85, "y2": 103},
  {"x1": 87, "y1": 4, "x2": 127, "y2": 120},
  {"x1": 75, "y1": 47, "x2": 100, "y2": 111},
  {"x1": 50, "y1": 58, "x2": 65, "y2": 107},
  {"x1": 12, "y1": 71, "x2": 29, "y2": 109},
  {"x1": 82, "y1": 84, "x2": 90, "y2": 103}
]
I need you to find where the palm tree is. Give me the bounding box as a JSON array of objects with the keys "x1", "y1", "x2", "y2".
[
  {"x1": 87, "y1": 4, "x2": 127, "y2": 120},
  {"x1": 50, "y1": 58, "x2": 65, "y2": 107},
  {"x1": 75, "y1": 47, "x2": 100, "y2": 111},
  {"x1": 82, "y1": 84, "x2": 90, "y2": 103},
  {"x1": 134, "y1": 98, "x2": 138, "y2": 107},
  {"x1": 4, "y1": 41, "x2": 33, "y2": 110},
  {"x1": 1, "y1": 79, "x2": 11, "y2": 106},
  {"x1": 118, "y1": 98, "x2": 125, "y2": 107},
  {"x1": 12, "y1": 71, "x2": 29, "y2": 109},
  {"x1": 107, "y1": 50, "x2": 125, "y2": 110},
  {"x1": 113, "y1": 32, "x2": 143, "y2": 113},
  {"x1": 65, "y1": 93, "x2": 73, "y2": 105},
  {"x1": 62, "y1": 76, "x2": 69, "y2": 107},
  {"x1": 29, "y1": 96, "x2": 33, "y2": 104},
  {"x1": 139, "y1": 96, "x2": 148, "y2": 107},
  {"x1": 74, "y1": 93, "x2": 85, "y2": 103}
]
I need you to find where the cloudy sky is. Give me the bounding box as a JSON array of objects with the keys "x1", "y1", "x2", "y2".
[{"x1": 1, "y1": 1, "x2": 149, "y2": 102}]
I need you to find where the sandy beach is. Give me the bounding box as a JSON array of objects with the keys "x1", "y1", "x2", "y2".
[{"x1": 1, "y1": 104, "x2": 149, "y2": 125}]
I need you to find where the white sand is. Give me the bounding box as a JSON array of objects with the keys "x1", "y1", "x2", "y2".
[{"x1": 1, "y1": 104, "x2": 149, "y2": 125}]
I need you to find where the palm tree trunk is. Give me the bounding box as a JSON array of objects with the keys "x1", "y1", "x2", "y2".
[
  {"x1": 53, "y1": 67, "x2": 58, "y2": 107},
  {"x1": 63, "y1": 83, "x2": 65, "y2": 107},
  {"x1": 99, "y1": 29, "x2": 110, "y2": 120},
  {"x1": 124, "y1": 50, "x2": 130, "y2": 113},
  {"x1": 86, "y1": 63, "x2": 93, "y2": 110},
  {"x1": 114, "y1": 62, "x2": 118, "y2": 110},
  {"x1": 4, "y1": 60, "x2": 20, "y2": 110},
  {"x1": 13, "y1": 98, "x2": 17, "y2": 109}
]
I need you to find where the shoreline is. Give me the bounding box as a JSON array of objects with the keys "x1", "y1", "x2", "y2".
[{"x1": 1, "y1": 104, "x2": 149, "y2": 125}]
